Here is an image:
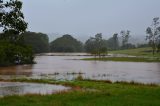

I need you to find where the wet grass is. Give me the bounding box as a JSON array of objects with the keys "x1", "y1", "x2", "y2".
[
  {"x1": 109, "y1": 47, "x2": 160, "y2": 58},
  {"x1": 0, "y1": 79, "x2": 160, "y2": 106},
  {"x1": 82, "y1": 57, "x2": 160, "y2": 62}
]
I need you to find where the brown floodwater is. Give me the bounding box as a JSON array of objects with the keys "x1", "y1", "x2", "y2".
[
  {"x1": 0, "y1": 82, "x2": 70, "y2": 97},
  {"x1": 0, "y1": 53, "x2": 160, "y2": 84}
]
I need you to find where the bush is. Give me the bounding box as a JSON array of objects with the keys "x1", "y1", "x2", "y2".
[{"x1": 0, "y1": 41, "x2": 34, "y2": 66}]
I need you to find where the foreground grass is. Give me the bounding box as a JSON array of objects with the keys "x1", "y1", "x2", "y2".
[
  {"x1": 0, "y1": 79, "x2": 160, "y2": 106},
  {"x1": 109, "y1": 47, "x2": 160, "y2": 58},
  {"x1": 82, "y1": 57, "x2": 160, "y2": 62}
]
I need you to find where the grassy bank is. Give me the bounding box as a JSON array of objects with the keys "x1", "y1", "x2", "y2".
[
  {"x1": 82, "y1": 57, "x2": 160, "y2": 62},
  {"x1": 0, "y1": 79, "x2": 160, "y2": 106},
  {"x1": 109, "y1": 47, "x2": 160, "y2": 57}
]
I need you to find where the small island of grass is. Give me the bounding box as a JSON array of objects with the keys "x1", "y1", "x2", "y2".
[{"x1": 82, "y1": 57, "x2": 160, "y2": 62}]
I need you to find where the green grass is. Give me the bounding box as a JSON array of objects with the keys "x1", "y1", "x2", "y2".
[
  {"x1": 0, "y1": 79, "x2": 160, "y2": 106},
  {"x1": 81, "y1": 47, "x2": 160, "y2": 62},
  {"x1": 82, "y1": 57, "x2": 160, "y2": 62},
  {"x1": 109, "y1": 47, "x2": 160, "y2": 57}
]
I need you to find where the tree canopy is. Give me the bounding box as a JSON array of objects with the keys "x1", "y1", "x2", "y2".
[
  {"x1": 22, "y1": 32, "x2": 49, "y2": 53},
  {"x1": 85, "y1": 33, "x2": 107, "y2": 57},
  {"x1": 0, "y1": 0, "x2": 34, "y2": 66},
  {"x1": 50, "y1": 34, "x2": 83, "y2": 52}
]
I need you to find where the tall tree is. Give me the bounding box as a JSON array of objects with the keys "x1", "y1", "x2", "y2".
[
  {"x1": 85, "y1": 33, "x2": 107, "y2": 57},
  {"x1": 112, "y1": 33, "x2": 119, "y2": 50},
  {"x1": 120, "y1": 30, "x2": 130, "y2": 49},
  {"x1": 0, "y1": 0, "x2": 27, "y2": 42},
  {"x1": 0, "y1": 0, "x2": 34, "y2": 66},
  {"x1": 146, "y1": 17, "x2": 160, "y2": 54}
]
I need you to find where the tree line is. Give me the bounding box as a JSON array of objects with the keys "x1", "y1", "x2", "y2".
[
  {"x1": 0, "y1": 0, "x2": 159, "y2": 66},
  {"x1": 21, "y1": 18, "x2": 160, "y2": 56}
]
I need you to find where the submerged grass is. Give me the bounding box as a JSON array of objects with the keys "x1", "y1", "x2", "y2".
[{"x1": 0, "y1": 79, "x2": 160, "y2": 106}]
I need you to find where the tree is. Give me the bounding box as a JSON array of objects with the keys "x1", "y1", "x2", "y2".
[
  {"x1": 107, "y1": 33, "x2": 119, "y2": 50},
  {"x1": 0, "y1": 0, "x2": 34, "y2": 66},
  {"x1": 146, "y1": 17, "x2": 160, "y2": 54},
  {"x1": 85, "y1": 33, "x2": 107, "y2": 57},
  {"x1": 120, "y1": 30, "x2": 131, "y2": 49},
  {"x1": 112, "y1": 33, "x2": 119, "y2": 50},
  {"x1": 0, "y1": 0, "x2": 27, "y2": 42},
  {"x1": 50, "y1": 34, "x2": 83, "y2": 52},
  {"x1": 22, "y1": 32, "x2": 49, "y2": 53}
]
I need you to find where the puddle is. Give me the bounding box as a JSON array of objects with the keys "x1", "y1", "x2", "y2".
[{"x1": 0, "y1": 82, "x2": 70, "y2": 97}]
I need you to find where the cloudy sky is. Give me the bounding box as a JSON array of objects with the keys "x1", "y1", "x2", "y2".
[{"x1": 22, "y1": 0, "x2": 160, "y2": 38}]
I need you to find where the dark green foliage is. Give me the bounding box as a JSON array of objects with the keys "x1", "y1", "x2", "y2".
[
  {"x1": 0, "y1": 41, "x2": 34, "y2": 66},
  {"x1": 85, "y1": 33, "x2": 107, "y2": 56},
  {"x1": 107, "y1": 33, "x2": 119, "y2": 50},
  {"x1": 50, "y1": 34, "x2": 83, "y2": 52},
  {"x1": 22, "y1": 32, "x2": 49, "y2": 53},
  {"x1": 0, "y1": 0, "x2": 34, "y2": 66},
  {"x1": 0, "y1": 0, "x2": 27, "y2": 41}
]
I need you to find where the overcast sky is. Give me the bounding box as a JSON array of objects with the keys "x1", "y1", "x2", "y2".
[{"x1": 22, "y1": 0, "x2": 160, "y2": 37}]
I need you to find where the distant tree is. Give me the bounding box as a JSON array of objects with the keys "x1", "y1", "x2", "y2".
[
  {"x1": 50, "y1": 34, "x2": 83, "y2": 52},
  {"x1": 85, "y1": 33, "x2": 107, "y2": 57},
  {"x1": 120, "y1": 30, "x2": 131, "y2": 49},
  {"x1": 112, "y1": 33, "x2": 119, "y2": 50},
  {"x1": 107, "y1": 33, "x2": 119, "y2": 50},
  {"x1": 146, "y1": 17, "x2": 160, "y2": 54},
  {"x1": 137, "y1": 43, "x2": 149, "y2": 48},
  {"x1": 22, "y1": 32, "x2": 49, "y2": 53}
]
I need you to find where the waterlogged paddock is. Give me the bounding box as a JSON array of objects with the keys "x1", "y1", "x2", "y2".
[
  {"x1": 0, "y1": 82, "x2": 70, "y2": 97},
  {"x1": 0, "y1": 53, "x2": 160, "y2": 84}
]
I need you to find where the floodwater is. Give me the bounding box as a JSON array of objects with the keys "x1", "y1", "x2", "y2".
[
  {"x1": 0, "y1": 82, "x2": 70, "y2": 97},
  {"x1": 0, "y1": 53, "x2": 160, "y2": 84}
]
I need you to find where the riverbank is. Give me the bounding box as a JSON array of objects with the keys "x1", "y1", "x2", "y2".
[
  {"x1": 82, "y1": 57, "x2": 160, "y2": 62},
  {"x1": 0, "y1": 79, "x2": 160, "y2": 106}
]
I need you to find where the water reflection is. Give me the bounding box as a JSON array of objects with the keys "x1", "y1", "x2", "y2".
[
  {"x1": 0, "y1": 82, "x2": 70, "y2": 97},
  {"x1": 0, "y1": 53, "x2": 160, "y2": 84},
  {"x1": 0, "y1": 65, "x2": 33, "y2": 76}
]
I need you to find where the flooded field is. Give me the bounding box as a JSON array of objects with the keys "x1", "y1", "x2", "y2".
[
  {"x1": 0, "y1": 82, "x2": 70, "y2": 97},
  {"x1": 0, "y1": 53, "x2": 160, "y2": 84}
]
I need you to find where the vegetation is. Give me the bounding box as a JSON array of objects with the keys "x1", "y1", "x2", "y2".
[
  {"x1": 82, "y1": 57, "x2": 160, "y2": 62},
  {"x1": 146, "y1": 17, "x2": 160, "y2": 54},
  {"x1": 22, "y1": 32, "x2": 49, "y2": 53},
  {"x1": 50, "y1": 34, "x2": 83, "y2": 52},
  {"x1": 119, "y1": 30, "x2": 135, "y2": 49},
  {"x1": 110, "y1": 47, "x2": 160, "y2": 58},
  {"x1": 106, "y1": 31, "x2": 136, "y2": 51},
  {"x1": 106, "y1": 33, "x2": 119, "y2": 50},
  {"x1": 0, "y1": 0, "x2": 34, "y2": 66},
  {"x1": 0, "y1": 79, "x2": 160, "y2": 106},
  {"x1": 85, "y1": 33, "x2": 108, "y2": 57}
]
